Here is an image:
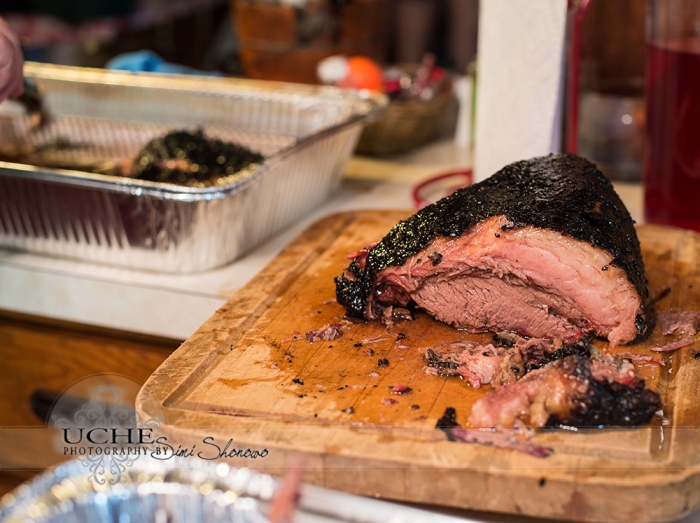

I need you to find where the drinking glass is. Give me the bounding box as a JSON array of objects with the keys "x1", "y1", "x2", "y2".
[{"x1": 644, "y1": 0, "x2": 700, "y2": 231}]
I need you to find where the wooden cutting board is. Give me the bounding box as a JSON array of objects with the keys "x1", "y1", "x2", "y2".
[{"x1": 137, "y1": 211, "x2": 700, "y2": 523}]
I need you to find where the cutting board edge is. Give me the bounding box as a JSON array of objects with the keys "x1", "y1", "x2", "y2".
[{"x1": 136, "y1": 411, "x2": 700, "y2": 523}]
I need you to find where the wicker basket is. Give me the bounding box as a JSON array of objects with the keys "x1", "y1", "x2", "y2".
[{"x1": 355, "y1": 85, "x2": 453, "y2": 155}]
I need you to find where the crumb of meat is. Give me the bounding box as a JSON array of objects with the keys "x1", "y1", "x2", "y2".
[
  {"x1": 382, "y1": 398, "x2": 398, "y2": 405},
  {"x1": 423, "y1": 365, "x2": 439, "y2": 376},
  {"x1": 365, "y1": 348, "x2": 376, "y2": 356},
  {"x1": 345, "y1": 241, "x2": 379, "y2": 261},
  {"x1": 658, "y1": 311, "x2": 700, "y2": 335},
  {"x1": 361, "y1": 336, "x2": 390, "y2": 344},
  {"x1": 515, "y1": 337, "x2": 563, "y2": 371},
  {"x1": 306, "y1": 323, "x2": 343, "y2": 342},
  {"x1": 435, "y1": 407, "x2": 552, "y2": 458},
  {"x1": 425, "y1": 341, "x2": 504, "y2": 387},
  {"x1": 650, "y1": 338, "x2": 694, "y2": 352},
  {"x1": 342, "y1": 406, "x2": 354, "y2": 414},
  {"x1": 391, "y1": 384, "x2": 412, "y2": 394},
  {"x1": 492, "y1": 349, "x2": 526, "y2": 388},
  {"x1": 393, "y1": 308, "x2": 413, "y2": 321},
  {"x1": 368, "y1": 371, "x2": 380, "y2": 377},
  {"x1": 382, "y1": 306, "x2": 394, "y2": 327},
  {"x1": 493, "y1": 331, "x2": 520, "y2": 347},
  {"x1": 424, "y1": 344, "x2": 470, "y2": 376},
  {"x1": 292, "y1": 378, "x2": 304, "y2": 385},
  {"x1": 616, "y1": 351, "x2": 664, "y2": 366},
  {"x1": 411, "y1": 404, "x2": 420, "y2": 410},
  {"x1": 377, "y1": 358, "x2": 390, "y2": 367},
  {"x1": 589, "y1": 354, "x2": 638, "y2": 387}
]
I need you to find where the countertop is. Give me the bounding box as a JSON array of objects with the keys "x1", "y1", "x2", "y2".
[{"x1": 0, "y1": 140, "x2": 643, "y2": 340}]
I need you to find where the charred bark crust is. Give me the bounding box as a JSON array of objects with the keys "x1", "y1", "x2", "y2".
[
  {"x1": 335, "y1": 154, "x2": 648, "y2": 330},
  {"x1": 547, "y1": 354, "x2": 661, "y2": 428}
]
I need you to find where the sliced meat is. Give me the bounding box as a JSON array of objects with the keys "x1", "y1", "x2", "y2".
[
  {"x1": 468, "y1": 354, "x2": 660, "y2": 429},
  {"x1": 658, "y1": 311, "x2": 700, "y2": 335},
  {"x1": 336, "y1": 154, "x2": 648, "y2": 346}
]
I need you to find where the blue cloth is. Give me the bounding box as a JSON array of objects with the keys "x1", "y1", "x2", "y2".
[{"x1": 105, "y1": 50, "x2": 221, "y2": 76}]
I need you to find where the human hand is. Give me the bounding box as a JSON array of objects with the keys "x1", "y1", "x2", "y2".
[{"x1": 0, "y1": 18, "x2": 23, "y2": 102}]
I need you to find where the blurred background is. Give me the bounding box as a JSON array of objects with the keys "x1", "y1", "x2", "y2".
[
  {"x1": 0, "y1": 0, "x2": 477, "y2": 79},
  {"x1": 0, "y1": 0, "x2": 647, "y2": 176}
]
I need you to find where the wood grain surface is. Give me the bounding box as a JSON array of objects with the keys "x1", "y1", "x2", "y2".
[
  {"x1": 0, "y1": 311, "x2": 177, "y2": 476},
  {"x1": 137, "y1": 211, "x2": 700, "y2": 523}
]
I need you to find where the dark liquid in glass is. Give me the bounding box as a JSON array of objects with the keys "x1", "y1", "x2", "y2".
[{"x1": 645, "y1": 37, "x2": 700, "y2": 232}]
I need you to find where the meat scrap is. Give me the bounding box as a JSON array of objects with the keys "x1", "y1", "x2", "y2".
[
  {"x1": 424, "y1": 337, "x2": 591, "y2": 389},
  {"x1": 650, "y1": 338, "x2": 694, "y2": 352},
  {"x1": 306, "y1": 323, "x2": 343, "y2": 342},
  {"x1": 658, "y1": 311, "x2": 700, "y2": 335},
  {"x1": 336, "y1": 154, "x2": 648, "y2": 347},
  {"x1": 392, "y1": 384, "x2": 412, "y2": 394},
  {"x1": 424, "y1": 341, "x2": 506, "y2": 388},
  {"x1": 381, "y1": 306, "x2": 414, "y2": 327},
  {"x1": 119, "y1": 129, "x2": 264, "y2": 187},
  {"x1": 345, "y1": 241, "x2": 380, "y2": 261},
  {"x1": 616, "y1": 352, "x2": 664, "y2": 366},
  {"x1": 360, "y1": 336, "x2": 390, "y2": 345},
  {"x1": 468, "y1": 354, "x2": 661, "y2": 429},
  {"x1": 436, "y1": 407, "x2": 553, "y2": 458}
]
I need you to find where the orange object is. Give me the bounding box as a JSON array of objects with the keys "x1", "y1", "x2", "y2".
[
  {"x1": 338, "y1": 56, "x2": 384, "y2": 92},
  {"x1": 232, "y1": 1, "x2": 385, "y2": 85}
]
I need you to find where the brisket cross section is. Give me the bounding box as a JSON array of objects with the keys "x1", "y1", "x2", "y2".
[{"x1": 335, "y1": 154, "x2": 648, "y2": 346}]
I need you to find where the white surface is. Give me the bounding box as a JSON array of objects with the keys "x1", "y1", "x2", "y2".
[
  {"x1": 453, "y1": 76, "x2": 473, "y2": 149},
  {"x1": 473, "y1": 0, "x2": 568, "y2": 182},
  {"x1": 0, "y1": 140, "x2": 642, "y2": 341}
]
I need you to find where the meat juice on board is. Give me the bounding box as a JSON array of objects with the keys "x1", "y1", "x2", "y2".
[{"x1": 645, "y1": 37, "x2": 700, "y2": 232}]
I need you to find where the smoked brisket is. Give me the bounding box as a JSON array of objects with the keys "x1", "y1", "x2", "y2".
[{"x1": 335, "y1": 154, "x2": 648, "y2": 346}]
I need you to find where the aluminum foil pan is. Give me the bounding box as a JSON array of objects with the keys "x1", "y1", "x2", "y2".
[
  {"x1": 0, "y1": 458, "x2": 275, "y2": 523},
  {"x1": 0, "y1": 63, "x2": 386, "y2": 272},
  {"x1": 0, "y1": 457, "x2": 467, "y2": 523}
]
